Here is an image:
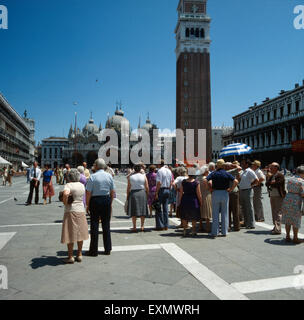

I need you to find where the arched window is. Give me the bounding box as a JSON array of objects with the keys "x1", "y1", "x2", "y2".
[
  {"x1": 195, "y1": 28, "x2": 199, "y2": 37},
  {"x1": 200, "y1": 28, "x2": 205, "y2": 38},
  {"x1": 185, "y1": 28, "x2": 189, "y2": 37},
  {"x1": 190, "y1": 28, "x2": 194, "y2": 36}
]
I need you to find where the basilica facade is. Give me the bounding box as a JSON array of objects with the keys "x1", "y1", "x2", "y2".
[{"x1": 59, "y1": 106, "x2": 158, "y2": 168}]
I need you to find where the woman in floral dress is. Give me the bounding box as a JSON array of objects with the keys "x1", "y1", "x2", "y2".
[
  {"x1": 281, "y1": 166, "x2": 304, "y2": 244},
  {"x1": 197, "y1": 166, "x2": 212, "y2": 233}
]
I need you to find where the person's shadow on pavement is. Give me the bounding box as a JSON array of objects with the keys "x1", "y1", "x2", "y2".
[{"x1": 30, "y1": 255, "x2": 65, "y2": 269}]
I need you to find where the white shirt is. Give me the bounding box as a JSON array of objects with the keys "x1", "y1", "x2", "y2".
[
  {"x1": 129, "y1": 173, "x2": 146, "y2": 190},
  {"x1": 156, "y1": 166, "x2": 173, "y2": 188},
  {"x1": 29, "y1": 167, "x2": 41, "y2": 181},
  {"x1": 174, "y1": 176, "x2": 188, "y2": 207},
  {"x1": 255, "y1": 169, "x2": 265, "y2": 181},
  {"x1": 239, "y1": 168, "x2": 258, "y2": 190}
]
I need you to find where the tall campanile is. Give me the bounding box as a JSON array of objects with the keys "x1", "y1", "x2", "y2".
[{"x1": 175, "y1": 0, "x2": 212, "y2": 162}]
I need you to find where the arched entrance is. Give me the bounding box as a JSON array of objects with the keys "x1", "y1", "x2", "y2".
[
  {"x1": 72, "y1": 152, "x2": 84, "y2": 167},
  {"x1": 86, "y1": 151, "x2": 98, "y2": 168}
]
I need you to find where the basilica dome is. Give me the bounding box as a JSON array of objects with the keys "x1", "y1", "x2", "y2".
[
  {"x1": 106, "y1": 107, "x2": 130, "y2": 131},
  {"x1": 141, "y1": 117, "x2": 154, "y2": 131},
  {"x1": 83, "y1": 117, "x2": 100, "y2": 137}
]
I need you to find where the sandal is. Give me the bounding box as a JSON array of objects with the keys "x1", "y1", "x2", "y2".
[
  {"x1": 75, "y1": 256, "x2": 83, "y2": 263},
  {"x1": 63, "y1": 257, "x2": 75, "y2": 264}
]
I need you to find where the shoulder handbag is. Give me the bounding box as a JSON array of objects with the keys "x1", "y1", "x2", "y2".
[
  {"x1": 58, "y1": 191, "x2": 74, "y2": 204},
  {"x1": 124, "y1": 199, "x2": 129, "y2": 215}
]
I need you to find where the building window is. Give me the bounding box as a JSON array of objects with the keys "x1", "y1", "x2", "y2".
[
  {"x1": 190, "y1": 28, "x2": 195, "y2": 37},
  {"x1": 256, "y1": 116, "x2": 259, "y2": 125},
  {"x1": 280, "y1": 107, "x2": 284, "y2": 118},
  {"x1": 185, "y1": 28, "x2": 190, "y2": 37},
  {"x1": 185, "y1": 121, "x2": 189, "y2": 127},
  {"x1": 184, "y1": 67, "x2": 188, "y2": 73},
  {"x1": 184, "y1": 54, "x2": 188, "y2": 60},
  {"x1": 200, "y1": 28, "x2": 205, "y2": 38},
  {"x1": 195, "y1": 28, "x2": 199, "y2": 37},
  {"x1": 184, "y1": 81, "x2": 188, "y2": 86},
  {"x1": 184, "y1": 93, "x2": 188, "y2": 99},
  {"x1": 273, "y1": 109, "x2": 277, "y2": 119},
  {"x1": 251, "y1": 118, "x2": 254, "y2": 127},
  {"x1": 184, "y1": 106, "x2": 189, "y2": 113},
  {"x1": 267, "y1": 112, "x2": 270, "y2": 121},
  {"x1": 246, "y1": 119, "x2": 249, "y2": 128},
  {"x1": 288, "y1": 103, "x2": 291, "y2": 114},
  {"x1": 261, "y1": 114, "x2": 264, "y2": 123}
]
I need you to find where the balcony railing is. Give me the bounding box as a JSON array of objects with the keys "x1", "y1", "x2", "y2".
[{"x1": 235, "y1": 110, "x2": 304, "y2": 135}]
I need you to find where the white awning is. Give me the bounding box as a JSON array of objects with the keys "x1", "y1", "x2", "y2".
[
  {"x1": 21, "y1": 162, "x2": 29, "y2": 168},
  {"x1": 0, "y1": 156, "x2": 12, "y2": 166}
]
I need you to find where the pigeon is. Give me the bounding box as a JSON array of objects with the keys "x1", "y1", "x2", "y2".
[{"x1": 14, "y1": 197, "x2": 18, "y2": 201}]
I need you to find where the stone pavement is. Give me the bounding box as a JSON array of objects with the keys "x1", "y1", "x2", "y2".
[{"x1": 1, "y1": 175, "x2": 304, "y2": 300}]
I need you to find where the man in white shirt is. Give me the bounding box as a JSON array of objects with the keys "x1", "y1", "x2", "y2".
[
  {"x1": 26, "y1": 161, "x2": 42, "y2": 206},
  {"x1": 155, "y1": 160, "x2": 173, "y2": 230},
  {"x1": 252, "y1": 160, "x2": 266, "y2": 222},
  {"x1": 239, "y1": 159, "x2": 259, "y2": 229}
]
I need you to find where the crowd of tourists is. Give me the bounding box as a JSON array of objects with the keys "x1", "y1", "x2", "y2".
[{"x1": 15, "y1": 157, "x2": 304, "y2": 263}]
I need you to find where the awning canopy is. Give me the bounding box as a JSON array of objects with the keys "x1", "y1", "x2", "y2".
[{"x1": 0, "y1": 156, "x2": 12, "y2": 166}]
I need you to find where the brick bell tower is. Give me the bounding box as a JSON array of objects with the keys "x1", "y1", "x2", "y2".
[{"x1": 175, "y1": 0, "x2": 212, "y2": 163}]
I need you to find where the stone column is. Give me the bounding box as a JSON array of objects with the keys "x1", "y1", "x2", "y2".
[
  {"x1": 281, "y1": 156, "x2": 286, "y2": 169},
  {"x1": 284, "y1": 127, "x2": 288, "y2": 144},
  {"x1": 254, "y1": 135, "x2": 258, "y2": 148},
  {"x1": 264, "y1": 132, "x2": 268, "y2": 147},
  {"x1": 259, "y1": 134, "x2": 264, "y2": 148},
  {"x1": 250, "y1": 136, "x2": 254, "y2": 148},
  {"x1": 292, "y1": 125, "x2": 297, "y2": 142},
  {"x1": 277, "y1": 129, "x2": 281, "y2": 144},
  {"x1": 270, "y1": 131, "x2": 275, "y2": 146}
]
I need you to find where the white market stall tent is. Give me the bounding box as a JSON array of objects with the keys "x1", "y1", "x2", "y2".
[{"x1": 0, "y1": 156, "x2": 12, "y2": 166}]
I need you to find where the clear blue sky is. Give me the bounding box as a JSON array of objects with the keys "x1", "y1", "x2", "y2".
[{"x1": 0, "y1": 0, "x2": 303, "y2": 143}]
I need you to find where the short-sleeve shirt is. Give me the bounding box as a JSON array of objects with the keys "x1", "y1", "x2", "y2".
[
  {"x1": 255, "y1": 169, "x2": 265, "y2": 181},
  {"x1": 156, "y1": 166, "x2": 173, "y2": 188},
  {"x1": 43, "y1": 170, "x2": 53, "y2": 183},
  {"x1": 207, "y1": 169, "x2": 235, "y2": 190},
  {"x1": 239, "y1": 168, "x2": 258, "y2": 190},
  {"x1": 129, "y1": 173, "x2": 146, "y2": 190},
  {"x1": 86, "y1": 169, "x2": 115, "y2": 196},
  {"x1": 64, "y1": 182, "x2": 85, "y2": 213},
  {"x1": 174, "y1": 176, "x2": 188, "y2": 206}
]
